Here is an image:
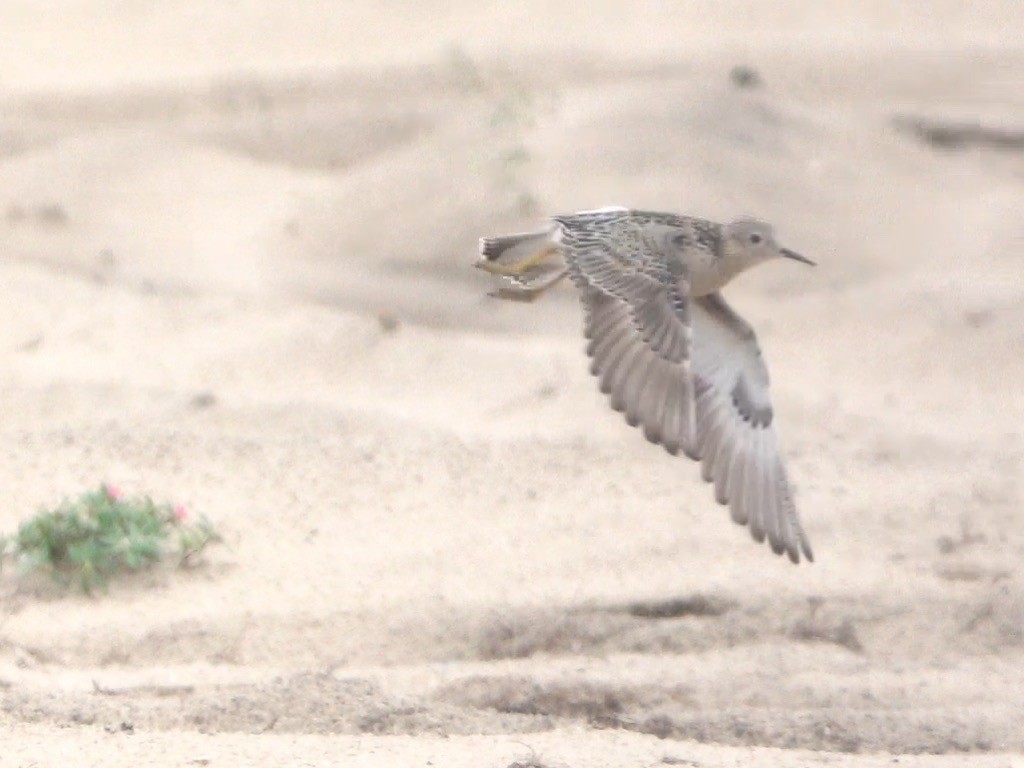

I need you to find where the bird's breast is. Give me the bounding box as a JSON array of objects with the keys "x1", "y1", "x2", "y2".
[
  {"x1": 681, "y1": 249, "x2": 729, "y2": 297},
  {"x1": 688, "y1": 267, "x2": 730, "y2": 297}
]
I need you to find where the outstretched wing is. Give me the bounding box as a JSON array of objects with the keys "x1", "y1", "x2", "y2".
[
  {"x1": 583, "y1": 288, "x2": 697, "y2": 457},
  {"x1": 560, "y1": 214, "x2": 693, "y2": 365},
  {"x1": 691, "y1": 293, "x2": 813, "y2": 563},
  {"x1": 566, "y1": 215, "x2": 698, "y2": 457},
  {"x1": 562, "y1": 214, "x2": 811, "y2": 562}
]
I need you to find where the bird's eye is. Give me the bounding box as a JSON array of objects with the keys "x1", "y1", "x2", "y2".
[{"x1": 749, "y1": 233, "x2": 762, "y2": 245}]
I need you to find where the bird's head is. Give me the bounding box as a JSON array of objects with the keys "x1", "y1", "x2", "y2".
[{"x1": 721, "y1": 217, "x2": 815, "y2": 272}]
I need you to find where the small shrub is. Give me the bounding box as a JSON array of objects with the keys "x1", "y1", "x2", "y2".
[{"x1": 0, "y1": 484, "x2": 219, "y2": 594}]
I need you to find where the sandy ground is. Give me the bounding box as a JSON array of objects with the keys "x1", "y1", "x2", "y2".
[{"x1": 1, "y1": 3, "x2": 1023, "y2": 766}]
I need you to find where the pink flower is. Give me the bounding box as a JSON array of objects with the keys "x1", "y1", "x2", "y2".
[
  {"x1": 104, "y1": 484, "x2": 123, "y2": 502},
  {"x1": 173, "y1": 504, "x2": 189, "y2": 522}
]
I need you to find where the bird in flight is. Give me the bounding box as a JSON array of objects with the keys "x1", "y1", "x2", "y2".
[{"x1": 476, "y1": 206, "x2": 816, "y2": 563}]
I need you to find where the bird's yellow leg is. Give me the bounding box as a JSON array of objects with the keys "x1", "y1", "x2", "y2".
[
  {"x1": 488, "y1": 269, "x2": 568, "y2": 302},
  {"x1": 475, "y1": 244, "x2": 558, "y2": 276}
]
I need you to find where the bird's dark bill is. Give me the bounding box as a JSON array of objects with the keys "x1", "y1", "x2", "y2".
[{"x1": 780, "y1": 248, "x2": 816, "y2": 266}]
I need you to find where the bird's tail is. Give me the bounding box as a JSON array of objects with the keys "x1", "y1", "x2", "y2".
[{"x1": 475, "y1": 228, "x2": 568, "y2": 300}]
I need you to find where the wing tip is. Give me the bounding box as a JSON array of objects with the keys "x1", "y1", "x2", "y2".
[
  {"x1": 682, "y1": 440, "x2": 701, "y2": 459},
  {"x1": 800, "y1": 538, "x2": 815, "y2": 563},
  {"x1": 783, "y1": 532, "x2": 814, "y2": 564}
]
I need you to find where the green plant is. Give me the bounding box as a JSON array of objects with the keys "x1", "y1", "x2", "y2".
[{"x1": 0, "y1": 484, "x2": 219, "y2": 594}]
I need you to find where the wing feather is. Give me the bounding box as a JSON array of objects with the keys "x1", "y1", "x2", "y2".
[
  {"x1": 597, "y1": 322, "x2": 637, "y2": 397},
  {"x1": 638, "y1": 362, "x2": 670, "y2": 444},
  {"x1": 726, "y1": 431, "x2": 749, "y2": 525},
  {"x1": 661, "y1": 374, "x2": 688, "y2": 456},
  {"x1": 749, "y1": 429, "x2": 770, "y2": 544},
  {"x1": 579, "y1": 256, "x2": 696, "y2": 454},
  {"x1": 712, "y1": 423, "x2": 737, "y2": 506},
  {"x1": 692, "y1": 293, "x2": 813, "y2": 562},
  {"x1": 743, "y1": 433, "x2": 762, "y2": 533}
]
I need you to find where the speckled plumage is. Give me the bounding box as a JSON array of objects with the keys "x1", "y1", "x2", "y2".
[
  {"x1": 476, "y1": 207, "x2": 816, "y2": 563},
  {"x1": 556, "y1": 208, "x2": 720, "y2": 273}
]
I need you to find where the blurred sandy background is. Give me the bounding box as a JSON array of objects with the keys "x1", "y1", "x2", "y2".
[{"x1": 1, "y1": 2, "x2": 1023, "y2": 766}]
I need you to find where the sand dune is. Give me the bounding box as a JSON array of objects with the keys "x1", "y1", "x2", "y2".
[{"x1": 1, "y1": 4, "x2": 1023, "y2": 766}]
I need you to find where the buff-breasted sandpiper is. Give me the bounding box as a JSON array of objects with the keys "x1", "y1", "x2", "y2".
[{"x1": 476, "y1": 206, "x2": 816, "y2": 563}]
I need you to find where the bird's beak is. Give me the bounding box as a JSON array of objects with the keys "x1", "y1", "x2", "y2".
[{"x1": 780, "y1": 248, "x2": 816, "y2": 266}]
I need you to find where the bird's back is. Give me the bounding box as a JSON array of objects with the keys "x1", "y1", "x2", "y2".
[
  {"x1": 553, "y1": 208, "x2": 724, "y2": 294},
  {"x1": 554, "y1": 208, "x2": 707, "y2": 237}
]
